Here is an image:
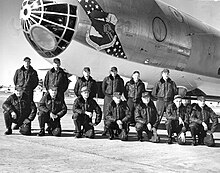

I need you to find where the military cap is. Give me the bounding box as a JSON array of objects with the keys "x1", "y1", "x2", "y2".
[
  {"x1": 81, "y1": 86, "x2": 89, "y2": 93},
  {"x1": 142, "y1": 91, "x2": 151, "y2": 98},
  {"x1": 174, "y1": 95, "x2": 182, "y2": 100},
  {"x1": 83, "y1": 67, "x2": 90, "y2": 72},
  {"x1": 197, "y1": 96, "x2": 206, "y2": 102},
  {"x1": 23, "y1": 57, "x2": 31, "y2": 61},
  {"x1": 113, "y1": 92, "x2": 121, "y2": 98},
  {"x1": 161, "y1": 68, "x2": 170, "y2": 74},
  {"x1": 53, "y1": 58, "x2": 61, "y2": 63},
  {"x1": 110, "y1": 66, "x2": 118, "y2": 72}
]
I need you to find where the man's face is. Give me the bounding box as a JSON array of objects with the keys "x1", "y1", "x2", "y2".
[
  {"x1": 53, "y1": 61, "x2": 60, "y2": 69},
  {"x1": 132, "y1": 73, "x2": 140, "y2": 82},
  {"x1": 23, "y1": 60, "x2": 31, "y2": 69},
  {"x1": 81, "y1": 91, "x2": 89, "y2": 99},
  {"x1": 83, "y1": 70, "x2": 90, "y2": 78},
  {"x1": 198, "y1": 100, "x2": 205, "y2": 107},
  {"x1": 110, "y1": 71, "x2": 117, "y2": 77},
  {"x1": 162, "y1": 72, "x2": 169, "y2": 81},
  {"x1": 113, "y1": 96, "x2": 121, "y2": 104},
  {"x1": 174, "y1": 98, "x2": 182, "y2": 108},
  {"x1": 142, "y1": 97, "x2": 150, "y2": 104},
  {"x1": 186, "y1": 105, "x2": 192, "y2": 114},
  {"x1": 15, "y1": 90, "x2": 23, "y2": 97},
  {"x1": 49, "y1": 89, "x2": 57, "y2": 98}
]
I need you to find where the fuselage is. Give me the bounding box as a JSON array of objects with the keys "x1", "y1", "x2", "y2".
[{"x1": 20, "y1": 0, "x2": 220, "y2": 96}]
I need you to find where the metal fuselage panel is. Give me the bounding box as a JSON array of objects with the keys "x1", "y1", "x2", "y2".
[{"x1": 88, "y1": 0, "x2": 220, "y2": 78}]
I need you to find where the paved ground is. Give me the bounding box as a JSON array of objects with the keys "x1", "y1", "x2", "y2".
[{"x1": 0, "y1": 93, "x2": 220, "y2": 173}]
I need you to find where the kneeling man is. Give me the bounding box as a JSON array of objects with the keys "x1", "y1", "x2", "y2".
[
  {"x1": 38, "y1": 86, "x2": 67, "y2": 136},
  {"x1": 134, "y1": 91, "x2": 158, "y2": 142},
  {"x1": 189, "y1": 96, "x2": 218, "y2": 146},
  {"x1": 105, "y1": 92, "x2": 131, "y2": 140},
  {"x1": 2, "y1": 86, "x2": 37, "y2": 135},
  {"x1": 166, "y1": 95, "x2": 188, "y2": 144},
  {"x1": 72, "y1": 86, "x2": 102, "y2": 138}
]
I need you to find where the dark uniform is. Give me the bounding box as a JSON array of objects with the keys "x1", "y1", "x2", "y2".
[
  {"x1": 189, "y1": 102, "x2": 218, "y2": 145},
  {"x1": 105, "y1": 98, "x2": 131, "y2": 141},
  {"x1": 134, "y1": 99, "x2": 157, "y2": 141},
  {"x1": 72, "y1": 96, "x2": 102, "y2": 138},
  {"x1": 166, "y1": 102, "x2": 188, "y2": 144},
  {"x1": 38, "y1": 91, "x2": 67, "y2": 136},
  {"x1": 2, "y1": 89, "x2": 37, "y2": 135},
  {"x1": 102, "y1": 68, "x2": 124, "y2": 135},
  {"x1": 74, "y1": 76, "x2": 98, "y2": 99},
  {"x1": 152, "y1": 69, "x2": 178, "y2": 129},
  {"x1": 125, "y1": 78, "x2": 145, "y2": 125},
  {"x1": 44, "y1": 67, "x2": 68, "y2": 101},
  {"x1": 13, "y1": 59, "x2": 39, "y2": 101}
]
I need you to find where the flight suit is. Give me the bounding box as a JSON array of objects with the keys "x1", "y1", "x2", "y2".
[
  {"x1": 72, "y1": 96, "x2": 102, "y2": 138},
  {"x1": 38, "y1": 92, "x2": 67, "y2": 136},
  {"x1": 2, "y1": 92, "x2": 37, "y2": 135},
  {"x1": 105, "y1": 100, "x2": 131, "y2": 141}
]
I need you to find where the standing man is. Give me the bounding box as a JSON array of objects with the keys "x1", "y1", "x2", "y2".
[
  {"x1": 124, "y1": 71, "x2": 145, "y2": 127},
  {"x1": 134, "y1": 91, "x2": 158, "y2": 142},
  {"x1": 37, "y1": 86, "x2": 67, "y2": 137},
  {"x1": 102, "y1": 67, "x2": 125, "y2": 135},
  {"x1": 14, "y1": 57, "x2": 39, "y2": 101},
  {"x1": 105, "y1": 92, "x2": 131, "y2": 141},
  {"x1": 44, "y1": 58, "x2": 69, "y2": 101},
  {"x1": 2, "y1": 86, "x2": 37, "y2": 135},
  {"x1": 72, "y1": 86, "x2": 102, "y2": 138},
  {"x1": 152, "y1": 69, "x2": 178, "y2": 137},
  {"x1": 189, "y1": 96, "x2": 218, "y2": 146},
  {"x1": 74, "y1": 67, "x2": 98, "y2": 99}
]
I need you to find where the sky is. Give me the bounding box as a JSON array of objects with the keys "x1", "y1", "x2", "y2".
[{"x1": 1, "y1": 0, "x2": 220, "y2": 87}]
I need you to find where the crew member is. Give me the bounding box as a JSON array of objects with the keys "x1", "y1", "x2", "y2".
[
  {"x1": 105, "y1": 92, "x2": 131, "y2": 141},
  {"x1": 134, "y1": 91, "x2": 158, "y2": 142},
  {"x1": 37, "y1": 86, "x2": 67, "y2": 137},
  {"x1": 72, "y1": 86, "x2": 102, "y2": 138},
  {"x1": 189, "y1": 96, "x2": 218, "y2": 146},
  {"x1": 124, "y1": 71, "x2": 145, "y2": 127},
  {"x1": 152, "y1": 69, "x2": 178, "y2": 138},
  {"x1": 13, "y1": 57, "x2": 39, "y2": 101},
  {"x1": 165, "y1": 95, "x2": 187, "y2": 144},
  {"x1": 2, "y1": 86, "x2": 37, "y2": 135},
  {"x1": 44, "y1": 58, "x2": 69, "y2": 101}
]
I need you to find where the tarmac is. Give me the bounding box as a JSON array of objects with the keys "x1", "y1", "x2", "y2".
[{"x1": 0, "y1": 92, "x2": 220, "y2": 173}]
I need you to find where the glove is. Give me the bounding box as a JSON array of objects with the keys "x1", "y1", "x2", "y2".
[
  {"x1": 116, "y1": 120, "x2": 123, "y2": 129},
  {"x1": 11, "y1": 112, "x2": 17, "y2": 119},
  {"x1": 50, "y1": 113, "x2": 58, "y2": 121},
  {"x1": 202, "y1": 122, "x2": 208, "y2": 131},
  {"x1": 85, "y1": 111, "x2": 93, "y2": 118},
  {"x1": 147, "y1": 123, "x2": 152, "y2": 131},
  {"x1": 179, "y1": 117, "x2": 184, "y2": 125},
  {"x1": 23, "y1": 118, "x2": 30, "y2": 125}
]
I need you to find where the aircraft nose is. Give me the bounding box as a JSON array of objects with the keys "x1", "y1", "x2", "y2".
[{"x1": 20, "y1": 0, "x2": 82, "y2": 58}]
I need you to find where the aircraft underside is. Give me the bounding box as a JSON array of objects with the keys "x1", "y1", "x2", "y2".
[{"x1": 19, "y1": 0, "x2": 220, "y2": 99}]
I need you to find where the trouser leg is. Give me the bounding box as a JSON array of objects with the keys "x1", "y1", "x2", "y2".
[
  {"x1": 73, "y1": 113, "x2": 84, "y2": 137},
  {"x1": 190, "y1": 123, "x2": 199, "y2": 145},
  {"x1": 4, "y1": 112, "x2": 13, "y2": 129},
  {"x1": 102, "y1": 95, "x2": 112, "y2": 135},
  {"x1": 135, "y1": 122, "x2": 144, "y2": 139},
  {"x1": 38, "y1": 111, "x2": 50, "y2": 129}
]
